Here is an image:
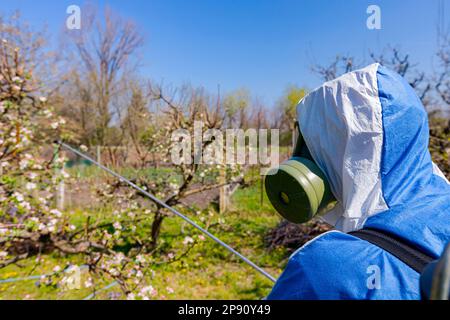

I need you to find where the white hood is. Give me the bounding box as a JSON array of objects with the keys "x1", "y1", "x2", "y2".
[
  {"x1": 297, "y1": 64, "x2": 388, "y2": 232},
  {"x1": 297, "y1": 63, "x2": 448, "y2": 232}
]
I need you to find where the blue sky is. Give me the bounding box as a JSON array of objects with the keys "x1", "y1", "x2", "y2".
[{"x1": 1, "y1": 0, "x2": 448, "y2": 106}]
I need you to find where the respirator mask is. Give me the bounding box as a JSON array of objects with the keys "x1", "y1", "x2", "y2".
[{"x1": 265, "y1": 123, "x2": 335, "y2": 224}]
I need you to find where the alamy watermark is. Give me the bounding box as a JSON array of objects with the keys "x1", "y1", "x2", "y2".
[
  {"x1": 66, "y1": 5, "x2": 81, "y2": 30},
  {"x1": 59, "y1": 265, "x2": 82, "y2": 290},
  {"x1": 366, "y1": 265, "x2": 381, "y2": 290},
  {"x1": 171, "y1": 121, "x2": 279, "y2": 175},
  {"x1": 366, "y1": 5, "x2": 381, "y2": 30}
]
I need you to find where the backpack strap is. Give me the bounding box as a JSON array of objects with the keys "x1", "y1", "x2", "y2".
[{"x1": 349, "y1": 228, "x2": 434, "y2": 273}]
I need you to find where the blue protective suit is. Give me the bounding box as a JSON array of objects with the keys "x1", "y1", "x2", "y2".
[{"x1": 268, "y1": 64, "x2": 450, "y2": 300}]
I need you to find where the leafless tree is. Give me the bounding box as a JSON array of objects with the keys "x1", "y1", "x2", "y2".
[
  {"x1": 370, "y1": 48, "x2": 431, "y2": 102},
  {"x1": 120, "y1": 80, "x2": 153, "y2": 166},
  {"x1": 435, "y1": 34, "x2": 450, "y2": 106},
  {"x1": 311, "y1": 47, "x2": 432, "y2": 105},
  {"x1": 62, "y1": 7, "x2": 144, "y2": 146},
  {"x1": 312, "y1": 55, "x2": 356, "y2": 82}
]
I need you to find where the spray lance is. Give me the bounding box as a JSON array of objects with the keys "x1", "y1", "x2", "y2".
[{"x1": 55, "y1": 141, "x2": 276, "y2": 283}]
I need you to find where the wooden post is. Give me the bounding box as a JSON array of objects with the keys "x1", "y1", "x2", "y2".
[
  {"x1": 96, "y1": 146, "x2": 101, "y2": 165},
  {"x1": 54, "y1": 146, "x2": 65, "y2": 210},
  {"x1": 219, "y1": 168, "x2": 227, "y2": 213},
  {"x1": 57, "y1": 174, "x2": 65, "y2": 210},
  {"x1": 96, "y1": 145, "x2": 102, "y2": 179},
  {"x1": 292, "y1": 127, "x2": 298, "y2": 154},
  {"x1": 260, "y1": 174, "x2": 264, "y2": 206}
]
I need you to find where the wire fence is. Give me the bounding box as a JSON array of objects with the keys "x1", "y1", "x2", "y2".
[
  {"x1": 0, "y1": 265, "x2": 88, "y2": 284},
  {"x1": 0, "y1": 265, "x2": 122, "y2": 300}
]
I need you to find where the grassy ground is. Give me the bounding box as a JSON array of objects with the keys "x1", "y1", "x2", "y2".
[{"x1": 0, "y1": 181, "x2": 287, "y2": 300}]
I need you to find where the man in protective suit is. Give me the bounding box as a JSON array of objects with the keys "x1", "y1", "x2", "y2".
[{"x1": 267, "y1": 64, "x2": 450, "y2": 299}]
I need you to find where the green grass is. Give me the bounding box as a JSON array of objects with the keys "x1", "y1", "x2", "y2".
[{"x1": 0, "y1": 182, "x2": 286, "y2": 300}]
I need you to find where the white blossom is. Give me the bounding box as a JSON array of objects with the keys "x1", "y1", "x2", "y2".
[
  {"x1": 140, "y1": 285, "x2": 157, "y2": 298},
  {"x1": 50, "y1": 209, "x2": 62, "y2": 217},
  {"x1": 136, "y1": 255, "x2": 146, "y2": 264},
  {"x1": 19, "y1": 159, "x2": 29, "y2": 170},
  {"x1": 183, "y1": 236, "x2": 194, "y2": 245},
  {"x1": 84, "y1": 278, "x2": 93, "y2": 288},
  {"x1": 109, "y1": 268, "x2": 119, "y2": 276},
  {"x1": 13, "y1": 192, "x2": 24, "y2": 202},
  {"x1": 113, "y1": 221, "x2": 122, "y2": 230},
  {"x1": 12, "y1": 76, "x2": 23, "y2": 83},
  {"x1": 20, "y1": 201, "x2": 31, "y2": 211},
  {"x1": 28, "y1": 172, "x2": 38, "y2": 180},
  {"x1": 25, "y1": 182, "x2": 37, "y2": 190},
  {"x1": 43, "y1": 109, "x2": 52, "y2": 118}
]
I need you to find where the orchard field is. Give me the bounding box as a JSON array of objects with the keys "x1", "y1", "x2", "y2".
[{"x1": 0, "y1": 167, "x2": 285, "y2": 300}]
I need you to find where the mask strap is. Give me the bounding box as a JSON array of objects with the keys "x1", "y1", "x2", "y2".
[{"x1": 292, "y1": 121, "x2": 303, "y2": 157}]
